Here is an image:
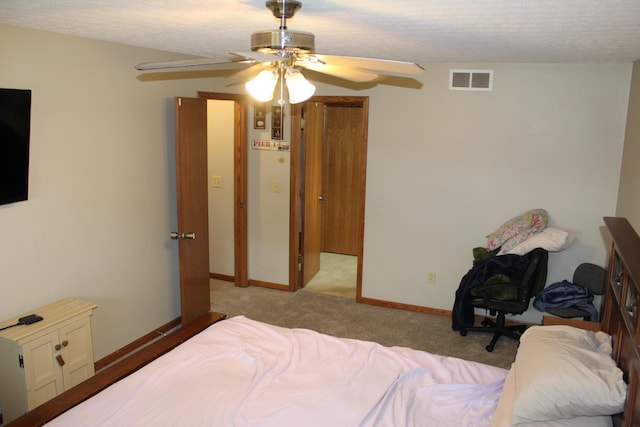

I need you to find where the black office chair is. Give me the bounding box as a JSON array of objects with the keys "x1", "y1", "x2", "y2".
[
  {"x1": 544, "y1": 263, "x2": 606, "y2": 321},
  {"x1": 459, "y1": 247, "x2": 548, "y2": 352}
]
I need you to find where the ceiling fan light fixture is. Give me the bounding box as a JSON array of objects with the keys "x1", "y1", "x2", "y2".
[
  {"x1": 245, "y1": 69, "x2": 278, "y2": 102},
  {"x1": 135, "y1": 1, "x2": 424, "y2": 101},
  {"x1": 285, "y1": 67, "x2": 315, "y2": 104}
]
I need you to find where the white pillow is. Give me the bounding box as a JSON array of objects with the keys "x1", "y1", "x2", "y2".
[
  {"x1": 509, "y1": 325, "x2": 626, "y2": 424},
  {"x1": 492, "y1": 365, "x2": 613, "y2": 427},
  {"x1": 491, "y1": 366, "x2": 517, "y2": 427},
  {"x1": 504, "y1": 227, "x2": 575, "y2": 255}
]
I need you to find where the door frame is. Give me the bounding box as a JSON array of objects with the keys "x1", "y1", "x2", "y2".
[
  {"x1": 289, "y1": 96, "x2": 369, "y2": 300},
  {"x1": 197, "y1": 91, "x2": 249, "y2": 287}
]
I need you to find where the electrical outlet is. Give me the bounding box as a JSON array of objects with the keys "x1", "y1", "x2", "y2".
[{"x1": 426, "y1": 271, "x2": 436, "y2": 284}]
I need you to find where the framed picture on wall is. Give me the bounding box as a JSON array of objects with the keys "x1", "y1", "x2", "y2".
[
  {"x1": 271, "y1": 105, "x2": 283, "y2": 140},
  {"x1": 254, "y1": 104, "x2": 266, "y2": 129}
]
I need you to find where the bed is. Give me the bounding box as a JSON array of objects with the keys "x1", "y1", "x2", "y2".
[{"x1": 6, "y1": 216, "x2": 639, "y2": 426}]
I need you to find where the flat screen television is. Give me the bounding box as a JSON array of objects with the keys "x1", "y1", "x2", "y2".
[{"x1": 0, "y1": 88, "x2": 31, "y2": 205}]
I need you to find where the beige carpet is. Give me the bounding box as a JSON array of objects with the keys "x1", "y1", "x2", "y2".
[
  {"x1": 303, "y1": 252, "x2": 357, "y2": 298},
  {"x1": 210, "y1": 279, "x2": 517, "y2": 370}
]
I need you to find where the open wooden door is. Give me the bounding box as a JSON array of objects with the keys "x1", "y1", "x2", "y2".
[
  {"x1": 174, "y1": 96, "x2": 210, "y2": 325},
  {"x1": 301, "y1": 102, "x2": 324, "y2": 286}
]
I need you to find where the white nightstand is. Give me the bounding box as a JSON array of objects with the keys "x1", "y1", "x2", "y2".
[{"x1": 0, "y1": 298, "x2": 97, "y2": 423}]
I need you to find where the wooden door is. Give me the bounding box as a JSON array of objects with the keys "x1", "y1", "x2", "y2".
[
  {"x1": 174, "y1": 97, "x2": 211, "y2": 325},
  {"x1": 301, "y1": 103, "x2": 324, "y2": 286},
  {"x1": 322, "y1": 105, "x2": 365, "y2": 255}
]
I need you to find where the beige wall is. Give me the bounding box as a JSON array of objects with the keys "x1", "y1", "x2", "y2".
[
  {"x1": 616, "y1": 60, "x2": 640, "y2": 230},
  {"x1": 0, "y1": 20, "x2": 635, "y2": 363},
  {"x1": 247, "y1": 105, "x2": 292, "y2": 285},
  {"x1": 0, "y1": 24, "x2": 215, "y2": 359},
  {"x1": 207, "y1": 100, "x2": 235, "y2": 276},
  {"x1": 360, "y1": 63, "x2": 630, "y2": 322}
]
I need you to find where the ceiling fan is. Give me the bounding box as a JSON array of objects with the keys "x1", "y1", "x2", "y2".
[{"x1": 135, "y1": 0, "x2": 424, "y2": 104}]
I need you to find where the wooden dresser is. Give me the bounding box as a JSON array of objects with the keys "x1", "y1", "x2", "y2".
[{"x1": 0, "y1": 298, "x2": 97, "y2": 423}]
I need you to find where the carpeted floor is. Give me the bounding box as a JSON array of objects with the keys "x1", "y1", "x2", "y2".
[
  {"x1": 303, "y1": 252, "x2": 357, "y2": 298},
  {"x1": 210, "y1": 279, "x2": 517, "y2": 370}
]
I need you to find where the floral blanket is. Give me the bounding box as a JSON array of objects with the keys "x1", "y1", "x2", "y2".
[{"x1": 486, "y1": 209, "x2": 548, "y2": 254}]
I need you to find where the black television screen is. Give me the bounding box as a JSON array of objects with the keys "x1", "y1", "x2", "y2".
[{"x1": 0, "y1": 88, "x2": 31, "y2": 205}]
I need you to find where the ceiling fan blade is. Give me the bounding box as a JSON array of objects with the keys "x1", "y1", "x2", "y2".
[
  {"x1": 297, "y1": 61, "x2": 379, "y2": 83},
  {"x1": 135, "y1": 56, "x2": 250, "y2": 71},
  {"x1": 311, "y1": 54, "x2": 424, "y2": 76},
  {"x1": 228, "y1": 63, "x2": 269, "y2": 80},
  {"x1": 229, "y1": 51, "x2": 286, "y2": 64}
]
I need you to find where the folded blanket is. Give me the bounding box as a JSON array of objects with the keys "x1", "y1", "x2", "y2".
[{"x1": 486, "y1": 209, "x2": 548, "y2": 253}]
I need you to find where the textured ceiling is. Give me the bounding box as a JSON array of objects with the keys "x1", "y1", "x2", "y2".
[{"x1": 1, "y1": 0, "x2": 639, "y2": 64}]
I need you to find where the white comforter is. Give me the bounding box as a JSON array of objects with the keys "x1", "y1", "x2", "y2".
[{"x1": 46, "y1": 316, "x2": 508, "y2": 426}]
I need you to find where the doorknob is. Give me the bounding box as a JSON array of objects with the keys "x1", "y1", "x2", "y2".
[
  {"x1": 318, "y1": 196, "x2": 326, "y2": 201},
  {"x1": 170, "y1": 232, "x2": 196, "y2": 240}
]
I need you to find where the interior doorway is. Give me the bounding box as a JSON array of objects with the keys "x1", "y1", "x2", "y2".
[
  {"x1": 197, "y1": 92, "x2": 249, "y2": 288},
  {"x1": 289, "y1": 97, "x2": 369, "y2": 300}
]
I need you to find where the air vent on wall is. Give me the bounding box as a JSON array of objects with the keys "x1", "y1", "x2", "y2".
[{"x1": 449, "y1": 70, "x2": 493, "y2": 91}]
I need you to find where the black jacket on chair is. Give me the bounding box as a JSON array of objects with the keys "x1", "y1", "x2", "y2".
[
  {"x1": 452, "y1": 247, "x2": 549, "y2": 352},
  {"x1": 452, "y1": 253, "x2": 530, "y2": 331}
]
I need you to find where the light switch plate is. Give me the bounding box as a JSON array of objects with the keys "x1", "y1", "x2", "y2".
[{"x1": 210, "y1": 175, "x2": 223, "y2": 188}]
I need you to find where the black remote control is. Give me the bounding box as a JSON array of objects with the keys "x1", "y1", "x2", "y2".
[{"x1": 18, "y1": 314, "x2": 43, "y2": 325}]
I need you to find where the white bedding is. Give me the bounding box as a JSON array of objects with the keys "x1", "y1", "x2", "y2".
[{"x1": 46, "y1": 316, "x2": 508, "y2": 427}]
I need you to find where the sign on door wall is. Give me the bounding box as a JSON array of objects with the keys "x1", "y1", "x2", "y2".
[{"x1": 251, "y1": 139, "x2": 290, "y2": 151}]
